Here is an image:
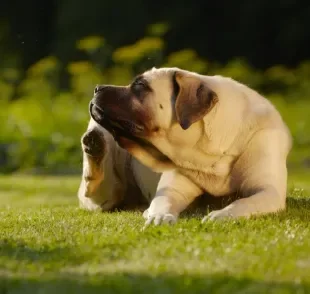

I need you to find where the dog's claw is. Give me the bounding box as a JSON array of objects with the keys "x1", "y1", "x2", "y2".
[
  {"x1": 202, "y1": 209, "x2": 234, "y2": 222},
  {"x1": 143, "y1": 213, "x2": 177, "y2": 229}
]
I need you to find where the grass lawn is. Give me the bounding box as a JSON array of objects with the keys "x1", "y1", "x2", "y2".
[{"x1": 0, "y1": 170, "x2": 310, "y2": 293}]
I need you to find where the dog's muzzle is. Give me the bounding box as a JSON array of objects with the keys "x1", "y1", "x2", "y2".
[
  {"x1": 89, "y1": 101, "x2": 145, "y2": 140},
  {"x1": 89, "y1": 101, "x2": 118, "y2": 138}
]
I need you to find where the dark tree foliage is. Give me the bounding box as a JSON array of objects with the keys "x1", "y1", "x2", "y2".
[{"x1": 1, "y1": 0, "x2": 309, "y2": 70}]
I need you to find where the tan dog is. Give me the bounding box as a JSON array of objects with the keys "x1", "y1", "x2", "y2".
[{"x1": 83, "y1": 67, "x2": 292, "y2": 226}]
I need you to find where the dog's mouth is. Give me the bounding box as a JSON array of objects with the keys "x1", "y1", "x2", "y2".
[{"x1": 89, "y1": 102, "x2": 145, "y2": 138}]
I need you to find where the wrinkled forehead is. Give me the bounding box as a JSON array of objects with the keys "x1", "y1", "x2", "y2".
[{"x1": 141, "y1": 67, "x2": 177, "y2": 88}]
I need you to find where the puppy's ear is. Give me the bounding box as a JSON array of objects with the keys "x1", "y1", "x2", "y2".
[{"x1": 174, "y1": 71, "x2": 218, "y2": 130}]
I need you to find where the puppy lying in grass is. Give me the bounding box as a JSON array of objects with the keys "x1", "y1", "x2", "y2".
[{"x1": 79, "y1": 67, "x2": 292, "y2": 226}]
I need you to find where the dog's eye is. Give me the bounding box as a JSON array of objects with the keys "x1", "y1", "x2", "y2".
[
  {"x1": 132, "y1": 80, "x2": 145, "y2": 88},
  {"x1": 131, "y1": 80, "x2": 146, "y2": 94}
]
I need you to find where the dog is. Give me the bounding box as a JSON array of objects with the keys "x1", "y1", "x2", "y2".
[
  {"x1": 78, "y1": 119, "x2": 235, "y2": 215},
  {"x1": 81, "y1": 67, "x2": 292, "y2": 226},
  {"x1": 78, "y1": 119, "x2": 238, "y2": 214}
]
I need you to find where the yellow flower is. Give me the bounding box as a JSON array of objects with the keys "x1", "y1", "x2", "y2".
[
  {"x1": 67, "y1": 61, "x2": 93, "y2": 75},
  {"x1": 113, "y1": 37, "x2": 164, "y2": 64},
  {"x1": 28, "y1": 56, "x2": 59, "y2": 76},
  {"x1": 77, "y1": 36, "x2": 105, "y2": 52},
  {"x1": 147, "y1": 23, "x2": 169, "y2": 37}
]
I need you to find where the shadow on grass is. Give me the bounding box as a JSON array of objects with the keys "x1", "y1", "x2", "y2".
[
  {"x1": 287, "y1": 197, "x2": 310, "y2": 208},
  {"x1": 285, "y1": 197, "x2": 310, "y2": 222},
  {"x1": 0, "y1": 238, "x2": 139, "y2": 266},
  {"x1": 0, "y1": 239, "x2": 82, "y2": 264},
  {"x1": 179, "y1": 195, "x2": 310, "y2": 222},
  {"x1": 0, "y1": 273, "x2": 308, "y2": 294}
]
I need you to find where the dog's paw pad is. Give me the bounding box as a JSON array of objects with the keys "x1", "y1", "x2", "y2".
[
  {"x1": 142, "y1": 209, "x2": 149, "y2": 219},
  {"x1": 143, "y1": 213, "x2": 177, "y2": 229},
  {"x1": 82, "y1": 129, "x2": 105, "y2": 157}
]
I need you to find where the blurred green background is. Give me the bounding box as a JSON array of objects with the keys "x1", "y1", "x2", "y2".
[{"x1": 0, "y1": 0, "x2": 309, "y2": 175}]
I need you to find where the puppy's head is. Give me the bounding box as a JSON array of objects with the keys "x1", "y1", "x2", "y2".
[{"x1": 90, "y1": 67, "x2": 218, "y2": 143}]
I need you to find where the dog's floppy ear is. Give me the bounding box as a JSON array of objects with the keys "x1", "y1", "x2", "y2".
[{"x1": 174, "y1": 71, "x2": 218, "y2": 130}]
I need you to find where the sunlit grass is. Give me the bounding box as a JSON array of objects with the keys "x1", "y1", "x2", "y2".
[{"x1": 0, "y1": 171, "x2": 309, "y2": 293}]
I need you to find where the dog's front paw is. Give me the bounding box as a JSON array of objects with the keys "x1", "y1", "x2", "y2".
[
  {"x1": 143, "y1": 210, "x2": 177, "y2": 228},
  {"x1": 82, "y1": 129, "x2": 106, "y2": 158},
  {"x1": 143, "y1": 209, "x2": 149, "y2": 219},
  {"x1": 202, "y1": 209, "x2": 234, "y2": 222}
]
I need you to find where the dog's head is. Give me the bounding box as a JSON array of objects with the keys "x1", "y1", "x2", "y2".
[{"x1": 90, "y1": 67, "x2": 218, "y2": 146}]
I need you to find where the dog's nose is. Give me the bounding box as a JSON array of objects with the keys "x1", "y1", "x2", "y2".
[{"x1": 94, "y1": 85, "x2": 108, "y2": 94}]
